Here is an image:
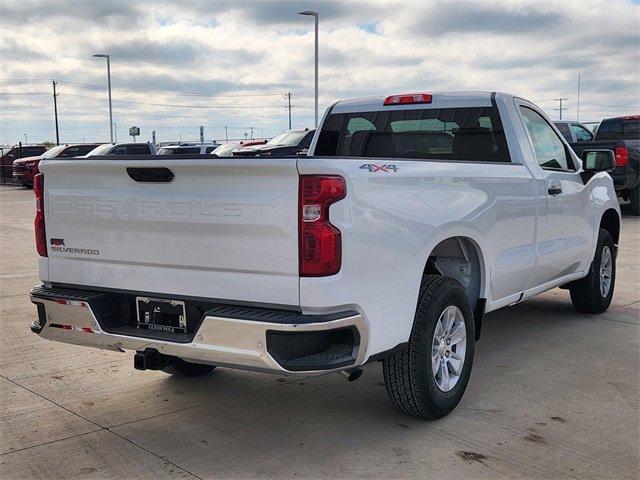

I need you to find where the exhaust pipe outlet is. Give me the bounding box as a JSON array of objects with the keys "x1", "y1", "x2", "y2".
[{"x1": 339, "y1": 368, "x2": 363, "y2": 382}]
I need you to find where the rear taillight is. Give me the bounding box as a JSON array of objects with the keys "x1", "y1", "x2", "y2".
[
  {"x1": 34, "y1": 173, "x2": 47, "y2": 257},
  {"x1": 615, "y1": 146, "x2": 629, "y2": 167},
  {"x1": 299, "y1": 175, "x2": 346, "y2": 276}
]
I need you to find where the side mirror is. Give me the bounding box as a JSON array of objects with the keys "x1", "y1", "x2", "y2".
[{"x1": 582, "y1": 149, "x2": 614, "y2": 172}]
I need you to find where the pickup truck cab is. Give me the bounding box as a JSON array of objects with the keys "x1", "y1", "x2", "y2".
[
  {"x1": 553, "y1": 120, "x2": 594, "y2": 143},
  {"x1": 29, "y1": 91, "x2": 620, "y2": 419},
  {"x1": 233, "y1": 129, "x2": 314, "y2": 157},
  {"x1": 1, "y1": 145, "x2": 47, "y2": 182},
  {"x1": 12, "y1": 144, "x2": 101, "y2": 187},
  {"x1": 84, "y1": 142, "x2": 156, "y2": 156},
  {"x1": 570, "y1": 115, "x2": 640, "y2": 215}
]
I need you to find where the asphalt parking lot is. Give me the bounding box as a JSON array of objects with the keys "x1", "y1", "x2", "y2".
[{"x1": 0, "y1": 184, "x2": 638, "y2": 479}]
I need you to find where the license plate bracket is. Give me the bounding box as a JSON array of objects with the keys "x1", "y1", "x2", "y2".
[{"x1": 136, "y1": 296, "x2": 187, "y2": 334}]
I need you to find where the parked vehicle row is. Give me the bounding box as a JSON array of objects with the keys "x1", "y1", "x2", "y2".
[{"x1": 30, "y1": 90, "x2": 620, "y2": 419}]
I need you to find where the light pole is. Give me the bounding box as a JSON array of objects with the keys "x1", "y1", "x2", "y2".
[
  {"x1": 298, "y1": 10, "x2": 318, "y2": 127},
  {"x1": 23, "y1": 133, "x2": 27, "y2": 144},
  {"x1": 93, "y1": 54, "x2": 114, "y2": 143}
]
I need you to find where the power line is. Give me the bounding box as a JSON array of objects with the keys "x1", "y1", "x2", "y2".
[
  {"x1": 57, "y1": 80, "x2": 289, "y2": 98},
  {"x1": 59, "y1": 92, "x2": 313, "y2": 109},
  {"x1": 580, "y1": 101, "x2": 640, "y2": 109}
]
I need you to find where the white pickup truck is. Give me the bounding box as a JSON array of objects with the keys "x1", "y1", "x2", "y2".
[{"x1": 30, "y1": 92, "x2": 621, "y2": 419}]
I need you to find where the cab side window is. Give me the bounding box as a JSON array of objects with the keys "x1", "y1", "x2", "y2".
[
  {"x1": 112, "y1": 146, "x2": 128, "y2": 155},
  {"x1": 572, "y1": 123, "x2": 593, "y2": 142},
  {"x1": 59, "y1": 147, "x2": 81, "y2": 157},
  {"x1": 127, "y1": 144, "x2": 151, "y2": 155},
  {"x1": 555, "y1": 122, "x2": 572, "y2": 142},
  {"x1": 520, "y1": 107, "x2": 573, "y2": 171}
]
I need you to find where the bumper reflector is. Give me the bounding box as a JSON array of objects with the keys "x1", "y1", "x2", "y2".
[{"x1": 49, "y1": 323, "x2": 95, "y2": 333}]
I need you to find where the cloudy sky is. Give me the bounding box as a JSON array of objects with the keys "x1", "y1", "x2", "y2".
[{"x1": 1, "y1": 0, "x2": 639, "y2": 145}]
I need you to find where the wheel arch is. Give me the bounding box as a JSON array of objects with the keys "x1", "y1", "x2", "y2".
[
  {"x1": 600, "y1": 208, "x2": 620, "y2": 246},
  {"x1": 422, "y1": 235, "x2": 487, "y2": 340}
]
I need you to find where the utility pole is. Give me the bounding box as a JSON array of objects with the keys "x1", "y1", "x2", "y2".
[
  {"x1": 285, "y1": 92, "x2": 292, "y2": 130},
  {"x1": 224, "y1": 126, "x2": 228, "y2": 142},
  {"x1": 554, "y1": 97, "x2": 568, "y2": 120},
  {"x1": 93, "y1": 54, "x2": 113, "y2": 143},
  {"x1": 52, "y1": 80, "x2": 60, "y2": 145},
  {"x1": 298, "y1": 10, "x2": 319, "y2": 127},
  {"x1": 114, "y1": 122, "x2": 118, "y2": 142},
  {"x1": 576, "y1": 74, "x2": 581, "y2": 122}
]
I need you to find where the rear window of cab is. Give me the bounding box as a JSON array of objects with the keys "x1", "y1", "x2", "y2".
[{"x1": 314, "y1": 107, "x2": 510, "y2": 162}]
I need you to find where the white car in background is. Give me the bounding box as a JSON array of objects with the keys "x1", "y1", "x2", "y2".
[{"x1": 157, "y1": 143, "x2": 219, "y2": 155}]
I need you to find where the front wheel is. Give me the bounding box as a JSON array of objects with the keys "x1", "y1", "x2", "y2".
[
  {"x1": 569, "y1": 228, "x2": 616, "y2": 314},
  {"x1": 383, "y1": 275, "x2": 475, "y2": 419}
]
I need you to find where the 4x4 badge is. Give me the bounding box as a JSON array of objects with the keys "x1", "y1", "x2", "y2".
[{"x1": 359, "y1": 163, "x2": 398, "y2": 173}]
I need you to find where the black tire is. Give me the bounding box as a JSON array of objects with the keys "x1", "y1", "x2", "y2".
[
  {"x1": 383, "y1": 275, "x2": 475, "y2": 419},
  {"x1": 569, "y1": 228, "x2": 616, "y2": 314},
  {"x1": 629, "y1": 185, "x2": 640, "y2": 216},
  {"x1": 162, "y1": 358, "x2": 216, "y2": 377}
]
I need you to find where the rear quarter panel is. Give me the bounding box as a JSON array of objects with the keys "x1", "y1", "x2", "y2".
[{"x1": 298, "y1": 157, "x2": 536, "y2": 358}]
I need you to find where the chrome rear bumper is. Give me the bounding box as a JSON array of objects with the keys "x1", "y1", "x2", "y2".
[{"x1": 30, "y1": 286, "x2": 368, "y2": 375}]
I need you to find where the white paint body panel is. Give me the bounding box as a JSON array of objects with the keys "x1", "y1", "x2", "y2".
[
  {"x1": 39, "y1": 158, "x2": 300, "y2": 306},
  {"x1": 38, "y1": 92, "x2": 621, "y2": 362}
]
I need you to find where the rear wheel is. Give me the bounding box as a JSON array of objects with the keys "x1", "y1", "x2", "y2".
[
  {"x1": 383, "y1": 275, "x2": 475, "y2": 419},
  {"x1": 569, "y1": 228, "x2": 616, "y2": 314},
  {"x1": 162, "y1": 358, "x2": 216, "y2": 377}
]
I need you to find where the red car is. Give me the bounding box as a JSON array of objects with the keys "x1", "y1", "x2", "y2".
[
  {"x1": 12, "y1": 144, "x2": 100, "y2": 187},
  {"x1": 1, "y1": 145, "x2": 47, "y2": 183}
]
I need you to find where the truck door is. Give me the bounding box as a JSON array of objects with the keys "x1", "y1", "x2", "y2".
[{"x1": 517, "y1": 104, "x2": 594, "y2": 287}]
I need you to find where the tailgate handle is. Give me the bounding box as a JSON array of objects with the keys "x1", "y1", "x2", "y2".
[{"x1": 127, "y1": 167, "x2": 174, "y2": 183}]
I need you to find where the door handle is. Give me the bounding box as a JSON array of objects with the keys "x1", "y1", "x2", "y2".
[
  {"x1": 127, "y1": 167, "x2": 174, "y2": 183},
  {"x1": 548, "y1": 184, "x2": 562, "y2": 196}
]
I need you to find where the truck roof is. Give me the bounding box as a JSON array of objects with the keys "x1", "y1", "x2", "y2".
[{"x1": 332, "y1": 91, "x2": 511, "y2": 114}]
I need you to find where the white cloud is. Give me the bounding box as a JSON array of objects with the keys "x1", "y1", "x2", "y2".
[{"x1": 0, "y1": 0, "x2": 638, "y2": 144}]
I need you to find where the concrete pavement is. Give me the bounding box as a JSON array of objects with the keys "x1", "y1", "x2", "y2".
[{"x1": 0, "y1": 185, "x2": 638, "y2": 479}]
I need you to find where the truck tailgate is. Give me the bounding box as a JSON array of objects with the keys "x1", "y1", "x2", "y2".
[{"x1": 39, "y1": 157, "x2": 300, "y2": 306}]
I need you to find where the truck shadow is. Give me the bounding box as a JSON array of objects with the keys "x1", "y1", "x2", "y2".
[{"x1": 112, "y1": 292, "x2": 637, "y2": 478}]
